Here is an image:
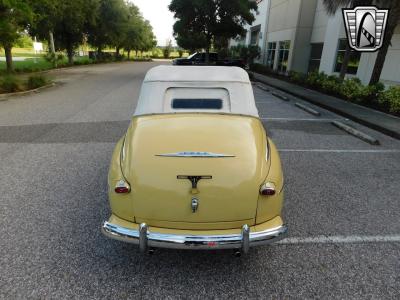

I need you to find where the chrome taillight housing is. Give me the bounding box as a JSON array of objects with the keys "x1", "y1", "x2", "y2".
[
  {"x1": 114, "y1": 180, "x2": 131, "y2": 194},
  {"x1": 259, "y1": 182, "x2": 276, "y2": 196}
]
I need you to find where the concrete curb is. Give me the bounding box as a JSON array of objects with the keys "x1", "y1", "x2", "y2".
[
  {"x1": 271, "y1": 91, "x2": 289, "y2": 101},
  {"x1": 295, "y1": 103, "x2": 321, "y2": 116},
  {"x1": 250, "y1": 71, "x2": 400, "y2": 140},
  {"x1": 254, "y1": 83, "x2": 270, "y2": 92},
  {"x1": 332, "y1": 121, "x2": 380, "y2": 145},
  {"x1": 0, "y1": 82, "x2": 56, "y2": 101}
]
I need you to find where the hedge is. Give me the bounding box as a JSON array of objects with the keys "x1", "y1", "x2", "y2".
[{"x1": 250, "y1": 63, "x2": 399, "y2": 115}]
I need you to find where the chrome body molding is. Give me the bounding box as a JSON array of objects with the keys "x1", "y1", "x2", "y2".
[
  {"x1": 156, "y1": 151, "x2": 235, "y2": 158},
  {"x1": 102, "y1": 221, "x2": 287, "y2": 252}
]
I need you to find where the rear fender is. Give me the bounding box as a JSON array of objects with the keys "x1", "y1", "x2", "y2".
[
  {"x1": 256, "y1": 138, "x2": 284, "y2": 224},
  {"x1": 108, "y1": 136, "x2": 135, "y2": 222}
]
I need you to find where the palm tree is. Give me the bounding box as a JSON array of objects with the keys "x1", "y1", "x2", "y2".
[
  {"x1": 322, "y1": 0, "x2": 371, "y2": 81},
  {"x1": 323, "y1": 0, "x2": 400, "y2": 85},
  {"x1": 369, "y1": 0, "x2": 400, "y2": 85}
]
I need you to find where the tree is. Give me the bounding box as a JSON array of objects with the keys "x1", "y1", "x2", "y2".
[
  {"x1": 122, "y1": 3, "x2": 142, "y2": 59},
  {"x1": 15, "y1": 33, "x2": 33, "y2": 48},
  {"x1": 55, "y1": 0, "x2": 97, "y2": 64},
  {"x1": 323, "y1": 0, "x2": 400, "y2": 85},
  {"x1": 29, "y1": 0, "x2": 97, "y2": 65},
  {"x1": 369, "y1": 1, "x2": 400, "y2": 85},
  {"x1": 88, "y1": 0, "x2": 129, "y2": 56},
  {"x1": 121, "y1": 5, "x2": 156, "y2": 59},
  {"x1": 0, "y1": 0, "x2": 32, "y2": 72},
  {"x1": 28, "y1": 0, "x2": 58, "y2": 60},
  {"x1": 169, "y1": 0, "x2": 257, "y2": 63},
  {"x1": 163, "y1": 39, "x2": 172, "y2": 58},
  {"x1": 137, "y1": 20, "x2": 157, "y2": 54}
]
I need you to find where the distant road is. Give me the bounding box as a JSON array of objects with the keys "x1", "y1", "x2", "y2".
[{"x1": 0, "y1": 56, "x2": 36, "y2": 61}]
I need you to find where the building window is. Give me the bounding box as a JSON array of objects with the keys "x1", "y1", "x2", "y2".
[
  {"x1": 335, "y1": 39, "x2": 361, "y2": 74},
  {"x1": 308, "y1": 43, "x2": 324, "y2": 72},
  {"x1": 266, "y1": 42, "x2": 276, "y2": 69},
  {"x1": 277, "y1": 40, "x2": 290, "y2": 73},
  {"x1": 250, "y1": 25, "x2": 261, "y2": 46}
]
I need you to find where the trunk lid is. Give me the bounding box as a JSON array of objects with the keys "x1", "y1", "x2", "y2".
[{"x1": 122, "y1": 114, "x2": 267, "y2": 227}]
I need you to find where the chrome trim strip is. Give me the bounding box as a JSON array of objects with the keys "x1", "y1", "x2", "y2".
[
  {"x1": 156, "y1": 151, "x2": 235, "y2": 158},
  {"x1": 102, "y1": 221, "x2": 287, "y2": 251}
]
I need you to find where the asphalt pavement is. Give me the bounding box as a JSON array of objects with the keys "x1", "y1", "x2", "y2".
[{"x1": 0, "y1": 62, "x2": 399, "y2": 299}]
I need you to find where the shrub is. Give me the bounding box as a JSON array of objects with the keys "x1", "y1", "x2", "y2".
[
  {"x1": 232, "y1": 45, "x2": 260, "y2": 64},
  {"x1": 305, "y1": 71, "x2": 328, "y2": 89},
  {"x1": 27, "y1": 75, "x2": 48, "y2": 89},
  {"x1": 339, "y1": 78, "x2": 368, "y2": 102},
  {"x1": 73, "y1": 58, "x2": 94, "y2": 66},
  {"x1": 378, "y1": 86, "x2": 400, "y2": 114},
  {"x1": 44, "y1": 52, "x2": 65, "y2": 65},
  {"x1": 250, "y1": 65, "x2": 397, "y2": 115},
  {"x1": 320, "y1": 75, "x2": 341, "y2": 94},
  {"x1": 250, "y1": 63, "x2": 274, "y2": 76},
  {"x1": 289, "y1": 71, "x2": 306, "y2": 84},
  {"x1": 0, "y1": 75, "x2": 22, "y2": 93},
  {"x1": 361, "y1": 82, "x2": 385, "y2": 103}
]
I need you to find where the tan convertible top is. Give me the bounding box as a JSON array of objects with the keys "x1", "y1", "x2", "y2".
[
  {"x1": 144, "y1": 65, "x2": 250, "y2": 83},
  {"x1": 134, "y1": 66, "x2": 259, "y2": 117}
]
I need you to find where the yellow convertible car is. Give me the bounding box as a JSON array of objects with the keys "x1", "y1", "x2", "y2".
[{"x1": 102, "y1": 66, "x2": 287, "y2": 254}]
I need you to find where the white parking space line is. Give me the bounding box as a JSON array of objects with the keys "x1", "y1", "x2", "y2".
[
  {"x1": 279, "y1": 149, "x2": 400, "y2": 153},
  {"x1": 277, "y1": 235, "x2": 400, "y2": 245}
]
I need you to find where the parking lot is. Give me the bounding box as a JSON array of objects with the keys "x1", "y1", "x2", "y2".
[{"x1": 0, "y1": 62, "x2": 399, "y2": 299}]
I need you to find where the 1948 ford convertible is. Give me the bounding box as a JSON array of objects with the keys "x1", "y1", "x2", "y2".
[{"x1": 102, "y1": 66, "x2": 287, "y2": 254}]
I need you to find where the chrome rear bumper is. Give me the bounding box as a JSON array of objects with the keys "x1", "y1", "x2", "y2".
[{"x1": 102, "y1": 221, "x2": 287, "y2": 253}]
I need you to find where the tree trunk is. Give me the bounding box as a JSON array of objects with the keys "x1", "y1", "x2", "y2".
[
  {"x1": 205, "y1": 44, "x2": 210, "y2": 64},
  {"x1": 49, "y1": 31, "x2": 57, "y2": 67},
  {"x1": 127, "y1": 50, "x2": 131, "y2": 60},
  {"x1": 205, "y1": 35, "x2": 212, "y2": 64},
  {"x1": 49, "y1": 31, "x2": 55, "y2": 54},
  {"x1": 339, "y1": 43, "x2": 351, "y2": 81},
  {"x1": 4, "y1": 46, "x2": 13, "y2": 73},
  {"x1": 116, "y1": 46, "x2": 120, "y2": 57},
  {"x1": 369, "y1": 4, "x2": 400, "y2": 85},
  {"x1": 67, "y1": 46, "x2": 74, "y2": 65}
]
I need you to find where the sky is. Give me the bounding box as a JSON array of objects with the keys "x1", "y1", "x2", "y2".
[{"x1": 130, "y1": 0, "x2": 176, "y2": 46}]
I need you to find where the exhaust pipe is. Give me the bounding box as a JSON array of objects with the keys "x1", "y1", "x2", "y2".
[{"x1": 234, "y1": 251, "x2": 242, "y2": 257}]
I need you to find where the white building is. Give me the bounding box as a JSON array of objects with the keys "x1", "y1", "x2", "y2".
[
  {"x1": 232, "y1": 0, "x2": 400, "y2": 85},
  {"x1": 230, "y1": 0, "x2": 271, "y2": 64}
]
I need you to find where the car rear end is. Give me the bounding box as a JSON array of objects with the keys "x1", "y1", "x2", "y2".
[
  {"x1": 102, "y1": 66, "x2": 286, "y2": 254},
  {"x1": 103, "y1": 114, "x2": 286, "y2": 253}
]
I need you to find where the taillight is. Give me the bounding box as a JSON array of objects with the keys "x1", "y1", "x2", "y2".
[
  {"x1": 115, "y1": 180, "x2": 130, "y2": 194},
  {"x1": 260, "y1": 182, "x2": 276, "y2": 196}
]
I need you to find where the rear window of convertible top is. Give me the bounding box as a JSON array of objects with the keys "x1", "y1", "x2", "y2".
[{"x1": 172, "y1": 98, "x2": 223, "y2": 109}]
